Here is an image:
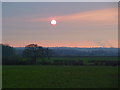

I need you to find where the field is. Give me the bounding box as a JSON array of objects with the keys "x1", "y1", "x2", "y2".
[
  {"x1": 36, "y1": 56, "x2": 119, "y2": 66},
  {"x1": 2, "y1": 57, "x2": 119, "y2": 88},
  {"x1": 3, "y1": 65, "x2": 118, "y2": 88},
  {"x1": 37, "y1": 56, "x2": 119, "y2": 61}
]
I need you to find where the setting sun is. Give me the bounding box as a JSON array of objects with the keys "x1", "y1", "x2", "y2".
[{"x1": 51, "y1": 20, "x2": 56, "y2": 25}]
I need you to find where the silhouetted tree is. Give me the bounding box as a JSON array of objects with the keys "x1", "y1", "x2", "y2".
[
  {"x1": 1, "y1": 44, "x2": 18, "y2": 65},
  {"x1": 2, "y1": 44, "x2": 15, "y2": 57},
  {"x1": 23, "y1": 44, "x2": 45, "y2": 64}
]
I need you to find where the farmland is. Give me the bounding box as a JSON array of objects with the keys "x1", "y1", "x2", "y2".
[
  {"x1": 2, "y1": 57, "x2": 119, "y2": 88},
  {"x1": 36, "y1": 56, "x2": 119, "y2": 66}
]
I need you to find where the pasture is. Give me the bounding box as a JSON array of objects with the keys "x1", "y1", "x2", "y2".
[
  {"x1": 3, "y1": 65, "x2": 118, "y2": 88},
  {"x1": 37, "y1": 56, "x2": 119, "y2": 66}
]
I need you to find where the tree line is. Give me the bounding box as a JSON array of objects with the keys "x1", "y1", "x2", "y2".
[
  {"x1": 2, "y1": 44, "x2": 53, "y2": 65},
  {"x1": 1, "y1": 44, "x2": 120, "y2": 66}
]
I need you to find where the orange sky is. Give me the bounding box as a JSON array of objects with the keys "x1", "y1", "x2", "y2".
[
  {"x1": 31, "y1": 8, "x2": 117, "y2": 24},
  {"x1": 5, "y1": 40, "x2": 118, "y2": 48},
  {"x1": 2, "y1": 2, "x2": 118, "y2": 48}
]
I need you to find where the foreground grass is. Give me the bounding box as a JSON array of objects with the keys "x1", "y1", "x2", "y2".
[{"x1": 2, "y1": 65, "x2": 118, "y2": 88}]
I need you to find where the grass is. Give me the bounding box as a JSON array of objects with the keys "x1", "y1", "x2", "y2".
[
  {"x1": 2, "y1": 65, "x2": 118, "y2": 88},
  {"x1": 36, "y1": 56, "x2": 119, "y2": 65},
  {"x1": 38, "y1": 56, "x2": 119, "y2": 61},
  {"x1": 0, "y1": 66, "x2": 2, "y2": 89}
]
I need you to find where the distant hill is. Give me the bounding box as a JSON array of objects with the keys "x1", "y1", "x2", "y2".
[{"x1": 15, "y1": 47, "x2": 119, "y2": 56}]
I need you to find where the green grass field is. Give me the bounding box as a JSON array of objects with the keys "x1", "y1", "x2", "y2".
[
  {"x1": 37, "y1": 56, "x2": 119, "y2": 61},
  {"x1": 35, "y1": 56, "x2": 119, "y2": 65},
  {"x1": 3, "y1": 65, "x2": 118, "y2": 88}
]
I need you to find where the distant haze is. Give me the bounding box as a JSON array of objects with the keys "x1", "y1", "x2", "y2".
[{"x1": 2, "y1": 2, "x2": 118, "y2": 48}]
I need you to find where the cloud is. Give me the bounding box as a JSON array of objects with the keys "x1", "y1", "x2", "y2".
[
  {"x1": 4, "y1": 8, "x2": 117, "y2": 26},
  {"x1": 31, "y1": 8, "x2": 117, "y2": 24}
]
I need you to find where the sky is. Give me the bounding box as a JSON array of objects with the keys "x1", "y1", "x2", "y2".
[{"x1": 2, "y1": 2, "x2": 118, "y2": 48}]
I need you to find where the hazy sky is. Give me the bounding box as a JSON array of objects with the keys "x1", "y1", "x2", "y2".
[{"x1": 2, "y1": 2, "x2": 118, "y2": 47}]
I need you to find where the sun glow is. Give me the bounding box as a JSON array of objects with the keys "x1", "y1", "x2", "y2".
[{"x1": 51, "y1": 20, "x2": 56, "y2": 25}]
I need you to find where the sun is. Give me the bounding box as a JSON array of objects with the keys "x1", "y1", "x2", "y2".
[{"x1": 51, "y1": 20, "x2": 56, "y2": 25}]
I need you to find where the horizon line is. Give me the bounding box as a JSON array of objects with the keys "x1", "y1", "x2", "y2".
[
  {"x1": 1, "y1": 43, "x2": 118, "y2": 48},
  {"x1": 14, "y1": 46, "x2": 117, "y2": 48}
]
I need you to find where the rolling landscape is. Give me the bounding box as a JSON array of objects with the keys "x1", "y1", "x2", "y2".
[
  {"x1": 2, "y1": 2, "x2": 119, "y2": 88},
  {"x1": 2, "y1": 44, "x2": 119, "y2": 88}
]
